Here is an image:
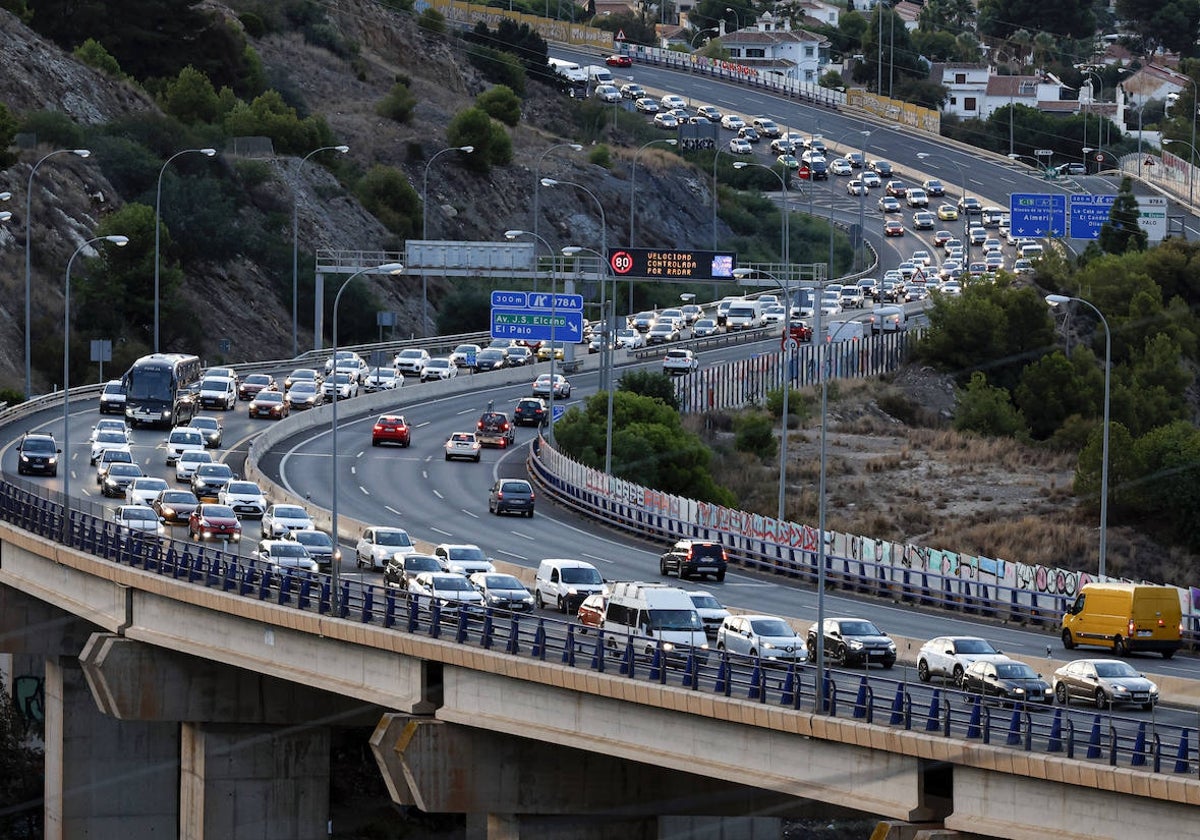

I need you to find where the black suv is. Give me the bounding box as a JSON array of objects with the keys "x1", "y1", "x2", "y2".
[
  {"x1": 806, "y1": 617, "x2": 897, "y2": 668},
  {"x1": 488, "y1": 478, "x2": 535, "y2": 517},
  {"x1": 476, "y1": 411, "x2": 515, "y2": 448},
  {"x1": 659, "y1": 539, "x2": 728, "y2": 581},
  {"x1": 17, "y1": 433, "x2": 60, "y2": 476},
  {"x1": 513, "y1": 398, "x2": 548, "y2": 427}
]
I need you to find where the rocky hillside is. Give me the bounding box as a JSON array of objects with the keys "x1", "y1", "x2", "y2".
[{"x1": 0, "y1": 1, "x2": 719, "y2": 391}]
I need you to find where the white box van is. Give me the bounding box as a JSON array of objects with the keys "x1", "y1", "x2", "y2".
[
  {"x1": 535, "y1": 558, "x2": 604, "y2": 613},
  {"x1": 725, "y1": 300, "x2": 765, "y2": 330},
  {"x1": 868, "y1": 305, "x2": 907, "y2": 334},
  {"x1": 602, "y1": 582, "x2": 709, "y2": 657},
  {"x1": 585, "y1": 65, "x2": 614, "y2": 84},
  {"x1": 825, "y1": 319, "x2": 865, "y2": 342},
  {"x1": 548, "y1": 57, "x2": 587, "y2": 85}
]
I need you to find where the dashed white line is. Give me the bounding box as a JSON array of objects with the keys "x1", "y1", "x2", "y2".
[
  {"x1": 432, "y1": 490, "x2": 444, "y2": 499},
  {"x1": 430, "y1": 527, "x2": 453, "y2": 537},
  {"x1": 462, "y1": 510, "x2": 479, "y2": 519},
  {"x1": 359, "y1": 485, "x2": 369, "y2": 495},
  {"x1": 496, "y1": 549, "x2": 530, "y2": 561},
  {"x1": 511, "y1": 531, "x2": 535, "y2": 541},
  {"x1": 350, "y1": 465, "x2": 356, "y2": 475},
  {"x1": 581, "y1": 552, "x2": 613, "y2": 564},
  {"x1": 385, "y1": 506, "x2": 403, "y2": 517}
]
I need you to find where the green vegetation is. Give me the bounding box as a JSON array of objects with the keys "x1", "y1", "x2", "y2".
[
  {"x1": 73, "y1": 38, "x2": 123, "y2": 78},
  {"x1": 355, "y1": 165, "x2": 422, "y2": 242},
  {"x1": 377, "y1": 81, "x2": 418, "y2": 124},
  {"x1": 446, "y1": 108, "x2": 513, "y2": 172},
  {"x1": 476, "y1": 85, "x2": 522, "y2": 127}
]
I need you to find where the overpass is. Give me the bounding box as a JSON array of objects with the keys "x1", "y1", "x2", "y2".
[{"x1": 2, "y1": 368, "x2": 1199, "y2": 840}]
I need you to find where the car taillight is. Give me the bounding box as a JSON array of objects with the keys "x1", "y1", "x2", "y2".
[
  {"x1": 373, "y1": 425, "x2": 383, "y2": 433},
  {"x1": 496, "y1": 491, "x2": 504, "y2": 499},
  {"x1": 1128, "y1": 619, "x2": 1136, "y2": 636}
]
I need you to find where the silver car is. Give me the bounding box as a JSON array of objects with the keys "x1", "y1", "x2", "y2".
[
  {"x1": 1052, "y1": 659, "x2": 1159, "y2": 710},
  {"x1": 917, "y1": 636, "x2": 1007, "y2": 686},
  {"x1": 715, "y1": 614, "x2": 807, "y2": 662}
]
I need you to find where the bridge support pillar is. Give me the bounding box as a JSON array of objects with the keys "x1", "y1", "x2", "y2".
[{"x1": 180, "y1": 722, "x2": 330, "y2": 840}]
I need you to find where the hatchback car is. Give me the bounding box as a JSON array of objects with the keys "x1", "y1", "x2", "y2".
[
  {"x1": 285, "y1": 382, "x2": 323, "y2": 411},
  {"x1": 126, "y1": 477, "x2": 170, "y2": 508},
  {"x1": 469, "y1": 572, "x2": 535, "y2": 611},
  {"x1": 449, "y1": 344, "x2": 482, "y2": 368},
  {"x1": 188, "y1": 416, "x2": 223, "y2": 448},
  {"x1": 434, "y1": 543, "x2": 496, "y2": 576},
  {"x1": 355, "y1": 526, "x2": 417, "y2": 570},
  {"x1": 716, "y1": 615, "x2": 807, "y2": 663},
  {"x1": 620, "y1": 83, "x2": 644, "y2": 99},
  {"x1": 688, "y1": 591, "x2": 731, "y2": 640},
  {"x1": 576, "y1": 591, "x2": 608, "y2": 632},
  {"x1": 372, "y1": 414, "x2": 411, "y2": 447},
  {"x1": 152, "y1": 489, "x2": 200, "y2": 525},
  {"x1": 476, "y1": 410, "x2": 516, "y2": 447},
  {"x1": 114, "y1": 504, "x2": 165, "y2": 539},
  {"x1": 877, "y1": 196, "x2": 901, "y2": 213},
  {"x1": 101, "y1": 462, "x2": 143, "y2": 498},
  {"x1": 254, "y1": 539, "x2": 319, "y2": 576},
  {"x1": 1052, "y1": 659, "x2": 1158, "y2": 709},
  {"x1": 383, "y1": 553, "x2": 442, "y2": 589},
  {"x1": 164, "y1": 427, "x2": 206, "y2": 465},
  {"x1": 284, "y1": 368, "x2": 321, "y2": 390},
  {"x1": 248, "y1": 390, "x2": 289, "y2": 420},
  {"x1": 89, "y1": 429, "x2": 131, "y2": 466},
  {"x1": 634, "y1": 97, "x2": 660, "y2": 114},
  {"x1": 806, "y1": 617, "x2": 896, "y2": 668},
  {"x1": 961, "y1": 658, "x2": 1053, "y2": 706},
  {"x1": 721, "y1": 114, "x2": 745, "y2": 130},
  {"x1": 729, "y1": 137, "x2": 752, "y2": 155},
  {"x1": 444, "y1": 432, "x2": 482, "y2": 462},
  {"x1": 421, "y1": 357, "x2": 457, "y2": 382},
  {"x1": 175, "y1": 449, "x2": 214, "y2": 483},
  {"x1": 532, "y1": 374, "x2": 571, "y2": 400},
  {"x1": 883, "y1": 220, "x2": 904, "y2": 237},
  {"x1": 261, "y1": 503, "x2": 314, "y2": 538},
  {"x1": 514, "y1": 397, "x2": 548, "y2": 427},
  {"x1": 188, "y1": 503, "x2": 242, "y2": 542},
  {"x1": 218, "y1": 480, "x2": 267, "y2": 519},
  {"x1": 191, "y1": 462, "x2": 236, "y2": 500},
  {"x1": 653, "y1": 112, "x2": 678, "y2": 130},
  {"x1": 605, "y1": 53, "x2": 632, "y2": 67},
  {"x1": 284, "y1": 528, "x2": 340, "y2": 570},
  {"x1": 917, "y1": 636, "x2": 1007, "y2": 686},
  {"x1": 488, "y1": 478, "x2": 535, "y2": 517},
  {"x1": 408, "y1": 572, "x2": 486, "y2": 617}
]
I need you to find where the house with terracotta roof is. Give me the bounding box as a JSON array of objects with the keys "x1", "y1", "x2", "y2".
[
  {"x1": 718, "y1": 12, "x2": 830, "y2": 83},
  {"x1": 892, "y1": 1, "x2": 921, "y2": 31},
  {"x1": 931, "y1": 63, "x2": 1068, "y2": 119}
]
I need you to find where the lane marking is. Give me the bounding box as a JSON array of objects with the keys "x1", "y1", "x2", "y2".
[
  {"x1": 581, "y1": 552, "x2": 614, "y2": 564},
  {"x1": 430, "y1": 527, "x2": 453, "y2": 536},
  {"x1": 359, "y1": 486, "x2": 369, "y2": 495},
  {"x1": 385, "y1": 505, "x2": 403, "y2": 517},
  {"x1": 432, "y1": 490, "x2": 443, "y2": 499},
  {"x1": 462, "y1": 510, "x2": 480, "y2": 519}
]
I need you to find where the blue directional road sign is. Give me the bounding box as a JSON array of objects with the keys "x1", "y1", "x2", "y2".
[
  {"x1": 552, "y1": 405, "x2": 566, "y2": 421},
  {"x1": 492, "y1": 290, "x2": 527, "y2": 309},
  {"x1": 1009, "y1": 193, "x2": 1066, "y2": 238},
  {"x1": 1068, "y1": 194, "x2": 1116, "y2": 240},
  {"x1": 526, "y1": 291, "x2": 584, "y2": 311},
  {"x1": 490, "y1": 309, "x2": 584, "y2": 342}
]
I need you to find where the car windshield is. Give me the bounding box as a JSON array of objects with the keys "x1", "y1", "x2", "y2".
[
  {"x1": 200, "y1": 378, "x2": 228, "y2": 391},
  {"x1": 483, "y1": 574, "x2": 524, "y2": 589},
  {"x1": 561, "y1": 567, "x2": 602, "y2": 584},
  {"x1": 272, "y1": 543, "x2": 309, "y2": 558},
  {"x1": 291, "y1": 383, "x2": 317, "y2": 394},
  {"x1": 246, "y1": 375, "x2": 270, "y2": 385},
  {"x1": 954, "y1": 639, "x2": 998, "y2": 655},
  {"x1": 449, "y1": 546, "x2": 486, "y2": 561},
  {"x1": 160, "y1": 492, "x2": 193, "y2": 504},
  {"x1": 122, "y1": 508, "x2": 156, "y2": 521},
  {"x1": 405, "y1": 556, "x2": 441, "y2": 572},
  {"x1": 205, "y1": 505, "x2": 236, "y2": 518},
  {"x1": 995, "y1": 663, "x2": 1037, "y2": 679},
  {"x1": 180, "y1": 452, "x2": 212, "y2": 464},
  {"x1": 398, "y1": 350, "x2": 423, "y2": 360},
  {"x1": 427, "y1": 360, "x2": 450, "y2": 369},
  {"x1": 840, "y1": 621, "x2": 882, "y2": 636},
  {"x1": 690, "y1": 594, "x2": 722, "y2": 610},
  {"x1": 255, "y1": 392, "x2": 282, "y2": 402},
  {"x1": 226, "y1": 482, "x2": 259, "y2": 494},
  {"x1": 96, "y1": 432, "x2": 126, "y2": 444},
  {"x1": 434, "y1": 577, "x2": 472, "y2": 592},
  {"x1": 478, "y1": 350, "x2": 503, "y2": 360},
  {"x1": 501, "y1": 481, "x2": 530, "y2": 493},
  {"x1": 1093, "y1": 661, "x2": 1140, "y2": 678},
  {"x1": 290, "y1": 370, "x2": 316, "y2": 381},
  {"x1": 108, "y1": 464, "x2": 141, "y2": 476},
  {"x1": 172, "y1": 431, "x2": 203, "y2": 445},
  {"x1": 274, "y1": 506, "x2": 306, "y2": 519},
  {"x1": 103, "y1": 382, "x2": 124, "y2": 395},
  {"x1": 191, "y1": 418, "x2": 218, "y2": 430},
  {"x1": 647, "y1": 609, "x2": 703, "y2": 631},
  {"x1": 295, "y1": 532, "x2": 332, "y2": 548},
  {"x1": 451, "y1": 433, "x2": 474, "y2": 443},
  {"x1": 376, "y1": 530, "x2": 412, "y2": 546},
  {"x1": 197, "y1": 464, "x2": 233, "y2": 478},
  {"x1": 752, "y1": 619, "x2": 794, "y2": 636},
  {"x1": 103, "y1": 451, "x2": 133, "y2": 464},
  {"x1": 135, "y1": 479, "x2": 168, "y2": 491}
]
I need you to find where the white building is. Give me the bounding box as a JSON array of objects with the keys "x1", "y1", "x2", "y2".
[
  {"x1": 932, "y1": 63, "x2": 1068, "y2": 119},
  {"x1": 719, "y1": 13, "x2": 830, "y2": 83}
]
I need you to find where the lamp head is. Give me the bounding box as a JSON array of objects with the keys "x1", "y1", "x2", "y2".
[
  {"x1": 541, "y1": 177, "x2": 558, "y2": 187},
  {"x1": 460, "y1": 146, "x2": 475, "y2": 154},
  {"x1": 733, "y1": 161, "x2": 748, "y2": 169},
  {"x1": 335, "y1": 145, "x2": 350, "y2": 153},
  {"x1": 105, "y1": 235, "x2": 130, "y2": 247},
  {"x1": 504, "y1": 229, "x2": 526, "y2": 240},
  {"x1": 732, "y1": 268, "x2": 755, "y2": 278},
  {"x1": 378, "y1": 262, "x2": 405, "y2": 275},
  {"x1": 1045, "y1": 294, "x2": 1071, "y2": 307},
  {"x1": 0, "y1": 211, "x2": 11, "y2": 223},
  {"x1": 569, "y1": 144, "x2": 583, "y2": 151},
  {"x1": 73, "y1": 149, "x2": 91, "y2": 158},
  {"x1": 200, "y1": 148, "x2": 217, "y2": 157},
  {"x1": 0, "y1": 191, "x2": 10, "y2": 201},
  {"x1": 562, "y1": 246, "x2": 583, "y2": 256}
]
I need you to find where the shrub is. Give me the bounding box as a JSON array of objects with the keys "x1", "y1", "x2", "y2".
[
  {"x1": 446, "y1": 108, "x2": 512, "y2": 173},
  {"x1": 73, "y1": 37, "x2": 123, "y2": 77},
  {"x1": 734, "y1": 413, "x2": 778, "y2": 459},
  {"x1": 618, "y1": 370, "x2": 679, "y2": 409},
  {"x1": 238, "y1": 11, "x2": 266, "y2": 38},
  {"x1": 376, "y1": 82, "x2": 417, "y2": 123},
  {"x1": 161, "y1": 66, "x2": 220, "y2": 125},
  {"x1": 355, "y1": 165, "x2": 421, "y2": 239},
  {"x1": 953, "y1": 372, "x2": 1025, "y2": 437},
  {"x1": 476, "y1": 85, "x2": 522, "y2": 127},
  {"x1": 588, "y1": 145, "x2": 612, "y2": 168},
  {"x1": 467, "y1": 45, "x2": 526, "y2": 95}
]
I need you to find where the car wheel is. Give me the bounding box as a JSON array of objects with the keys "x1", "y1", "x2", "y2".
[
  {"x1": 1055, "y1": 683, "x2": 1069, "y2": 705},
  {"x1": 444, "y1": 453, "x2": 450, "y2": 461},
  {"x1": 1094, "y1": 688, "x2": 1108, "y2": 710},
  {"x1": 473, "y1": 455, "x2": 480, "y2": 462},
  {"x1": 835, "y1": 644, "x2": 848, "y2": 666},
  {"x1": 917, "y1": 660, "x2": 930, "y2": 682},
  {"x1": 1113, "y1": 636, "x2": 1128, "y2": 657},
  {"x1": 356, "y1": 553, "x2": 364, "y2": 569},
  {"x1": 1162, "y1": 649, "x2": 1175, "y2": 660},
  {"x1": 557, "y1": 595, "x2": 565, "y2": 613},
  {"x1": 716, "y1": 571, "x2": 726, "y2": 582},
  {"x1": 1061, "y1": 629, "x2": 1075, "y2": 650},
  {"x1": 660, "y1": 560, "x2": 669, "y2": 576},
  {"x1": 371, "y1": 439, "x2": 379, "y2": 447},
  {"x1": 535, "y1": 591, "x2": 545, "y2": 609},
  {"x1": 952, "y1": 665, "x2": 964, "y2": 687},
  {"x1": 526, "y1": 510, "x2": 534, "y2": 518}
]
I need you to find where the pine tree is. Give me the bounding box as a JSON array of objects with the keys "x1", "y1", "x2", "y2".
[{"x1": 1098, "y1": 176, "x2": 1148, "y2": 254}]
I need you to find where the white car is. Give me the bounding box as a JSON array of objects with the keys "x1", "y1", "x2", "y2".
[
  {"x1": 693, "y1": 318, "x2": 719, "y2": 337},
  {"x1": 532, "y1": 373, "x2": 571, "y2": 399},
  {"x1": 653, "y1": 112, "x2": 678, "y2": 130},
  {"x1": 362, "y1": 368, "x2": 402, "y2": 392},
  {"x1": 720, "y1": 113, "x2": 746, "y2": 130},
  {"x1": 938, "y1": 280, "x2": 963, "y2": 296},
  {"x1": 89, "y1": 418, "x2": 127, "y2": 443},
  {"x1": 634, "y1": 97, "x2": 660, "y2": 114},
  {"x1": 434, "y1": 543, "x2": 496, "y2": 576},
  {"x1": 126, "y1": 477, "x2": 169, "y2": 508},
  {"x1": 420, "y1": 357, "x2": 457, "y2": 382},
  {"x1": 593, "y1": 83, "x2": 621, "y2": 103},
  {"x1": 830, "y1": 158, "x2": 853, "y2": 176},
  {"x1": 394, "y1": 348, "x2": 431, "y2": 377},
  {"x1": 113, "y1": 504, "x2": 165, "y2": 539},
  {"x1": 408, "y1": 572, "x2": 485, "y2": 616},
  {"x1": 261, "y1": 503, "x2": 314, "y2": 538},
  {"x1": 615, "y1": 328, "x2": 644, "y2": 349},
  {"x1": 660, "y1": 94, "x2": 686, "y2": 110},
  {"x1": 175, "y1": 449, "x2": 214, "y2": 483},
  {"x1": 218, "y1": 480, "x2": 268, "y2": 519},
  {"x1": 917, "y1": 636, "x2": 1007, "y2": 686},
  {"x1": 323, "y1": 350, "x2": 362, "y2": 376},
  {"x1": 197, "y1": 376, "x2": 237, "y2": 411},
  {"x1": 662, "y1": 349, "x2": 700, "y2": 375},
  {"x1": 449, "y1": 344, "x2": 482, "y2": 368},
  {"x1": 321, "y1": 373, "x2": 359, "y2": 401},
  {"x1": 444, "y1": 431, "x2": 481, "y2": 462},
  {"x1": 164, "y1": 427, "x2": 206, "y2": 465},
  {"x1": 839, "y1": 287, "x2": 865, "y2": 309},
  {"x1": 254, "y1": 539, "x2": 319, "y2": 576},
  {"x1": 861, "y1": 171, "x2": 882, "y2": 188},
  {"x1": 715, "y1": 614, "x2": 807, "y2": 663},
  {"x1": 728, "y1": 137, "x2": 753, "y2": 155},
  {"x1": 356, "y1": 526, "x2": 417, "y2": 570},
  {"x1": 846, "y1": 179, "x2": 867, "y2": 195},
  {"x1": 763, "y1": 304, "x2": 788, "y2": 324},
  {"x1": 688, "y1": 591, "x2": 731, "y2": 640},
  {"x1": 910, "y1": 249, "x2": 932, "y2": 267},
  {"x1": 89, "y1": 429, "x2": 131, "y2": 465}
]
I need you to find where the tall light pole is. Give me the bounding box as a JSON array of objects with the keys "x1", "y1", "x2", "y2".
[
  {"x1": 1047, "y1": 294, "x2": 1111, "y2": 579},
  {"x1": 421, "y1": 145, "x2": 474, "y2": 336},
  {"x1": 63, "y1": 235, "x2": 129, "y2": 533},
  {"x1": 712, "y1": 145, "x2": 726, "y2": 250},
  {"x1": 292, "y1": 144, "x2": 349, "y2": 358},
  {"x1": 506, "y1": 230, "x2": 560, "y2": 442},
  {"x1": 26, "y1": 148, "x2": 91, "y2": 399},
  {"x1": 855, "y1": 131, "x2": 871, "y2": 272},
  {"x1": 1078, "y1": 67, "x2": 1105, "y2": 169},
  {"x1": 733, "y1": 161, "x2": 789, "y2": 267},
  {"x1": 691, "y1": 27, "x2": 717, "y2": 50},
  {"x1": 154, "y1": 148, "x2": 216, "y2": 353},
  {"x1": 533, "y1": 143, "x2": 583, "y2": 267},
  {"x1": 724, "y1": 6, "x2": 741, "y2": 31},
  {"x1": 330, "y1": 263, "x2": 405, "y2": 611},
  {"x1": 563, "y1": 245, "x2": 615, "y2": 477}
]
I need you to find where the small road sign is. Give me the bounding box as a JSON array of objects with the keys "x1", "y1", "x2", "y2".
[
  {"x1": 526, "y1": 292, "x2": 584, "y2": 311},
  {"x1": 552, "y1": 405, "x2": 566, "y2": 421}
]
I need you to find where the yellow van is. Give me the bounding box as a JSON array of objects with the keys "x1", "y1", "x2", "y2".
[{"x1": 1061, "y1": 583, "x2": 1182, "y2": 658}]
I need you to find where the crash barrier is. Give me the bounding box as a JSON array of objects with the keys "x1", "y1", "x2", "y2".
[
  {"x1": 2, "y1": 478, "x2": 1194, "y2": 779},
  {"x1": 527, "y1": 442, "x2": 1199, "y2": 648}
]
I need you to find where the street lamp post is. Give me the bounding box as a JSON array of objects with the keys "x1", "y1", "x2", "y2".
[
  {"x1": 330, "y1": 262, "x2": 405, "y2": 612},
  {"x1": 1046, "y1": 294, "x2": 1110, "y2": 579},
  {"x1": 724, "y1": 6, "x2": 741, "y2": 31},
  {"x1": 25, "y1": 148, "x2": 91, "y2": 399},
  {"x1": 292, "y1": 145, "x2": 349, "y2": 358},
  {"x1": 63, "y1": 235, "x2": 129, "y2": 536},
  {"x1": 733, "y1": 161, "x2": 789, "y2": 266},
  {"x1": 507, "y1": 230, "x2": 560, "y2": 441},
  {"x1": 691, "y1": 27, "x2": 717, "y2": 50},
  {"x1": 421, "y1": 145, "x2": 475, "y2": 336},
  {"x1": 563, "y1": 245, "x2": 615, "y2": 477},
  {"x1": 533, "y1": 143, "x2": 583, "y2": 269},
  {"x1": 155, "y1": 148, "x2": 216, "y2": 353}
]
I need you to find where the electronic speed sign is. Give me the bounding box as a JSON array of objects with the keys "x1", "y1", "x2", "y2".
[{"x1": 607, "y1": 248, "x2": 736, "y2": 280}]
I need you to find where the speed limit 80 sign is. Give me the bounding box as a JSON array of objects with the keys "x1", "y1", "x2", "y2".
[{"x1": 607, "y1": 247, "x2": 736, "y2": 280}]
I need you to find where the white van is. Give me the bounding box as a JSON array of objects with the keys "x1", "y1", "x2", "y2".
[
  {"x1": 602, "y1": 582, "x2": 710, "y2": 657},
  {"x1": 585, "y1": 65, "x2": 614, "y2": 84},
  {"x1": 548, "y1": 57, "x2": 587, "y2": 85},
  {"x1": 825, "y1": 319, "x2": 865, "y2": 342},
  {"x1": 725, "y1": 299, "x2": 765, "y2": 330},
  {"x1": 534, "y1": 558, "x2": 604, "y2": 613},
  {"x1": 868, "y1": 305, "x2": 907, "y2": 334}
]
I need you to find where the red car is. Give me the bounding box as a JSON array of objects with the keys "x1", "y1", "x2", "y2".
[
  {"x1": 787, "y1": 320, "x2": 813, "y2": 343},
  {"x1": 188, "y1": 503, "x2": 242, "y2": 542},
  {"x1": 605, "y1": 54, "x2": 632, "y2": 68},
  {"x1": 248, "y1": 390, "x2": 289, "y2": 420},
  {"x1": 372, "y1": 414, "x2": 411, "y2": 447},
  {"x1": 237, "y1": 373, "x2": 276, "y2": 400},
  {"x1": 576, "y1": 592, "x2": 607, "y2": 632},
  {"x1": 884, "y1": 220, "x2": 904, "y2": 237}
]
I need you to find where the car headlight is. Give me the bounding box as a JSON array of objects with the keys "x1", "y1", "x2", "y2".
[
  {"x1": 1114, "y1": 685, "x2": 1129, "y2": 693},
  {"x1": 848, "y1": 640, "x2": 864, "y2": 650},
  {"x1": 1150, "y1": 684, "x2": 1159, "y2": 695},
  {"x1": 1013, "y1": 687, "x2": 1026, "y2": 694},
  {"x1": 566, "y1": 587, "x2": 578, "y2": 595},
  {"x1": 762, "y1": 641, "x2": 778, "y2": 650},
  {"x1": 662, "y1": 642, "x2": 676, "y2": 652}
]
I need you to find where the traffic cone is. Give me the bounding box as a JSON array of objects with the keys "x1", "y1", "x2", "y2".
[
  {"x1": 648, "y1": 643, "x2": 663, "y2": 682},
  {"x1": 780, "y1": 663, "x2": 796, "y2": 706},
  {"x1": 531, "y1": 618, "x2": 545, "y2": 659},
  {"x1": 1175, "y1": 730, "x2": 1191, "y2": 774},
  {"x1": 853, "y1": 675, "x2": 869, "y2": 719},
  {"x1": 925, "y1": 689, "x2": 941, "y2": 731},
  {"x1": 1006, "y1": 706, "x2": 1022, "y2": 745},
  {"x1": 889, "y1": 682, "x2": 906, "y2": 726},
  {"x1": 505, "y1": 615, "x2": 520, "y2": 654},
  {"x1": 748, "y1": 659, "x2": 763, "y2": 700},
  {"x1": 620, "y1": 636, "x2": 636, "y2": 677},
  {"x1": 561, "y1": 623, "x2": 575, "y2": 665},
  {"x1": 714, "y1": 655, "x2": 729, "y2": 694}
]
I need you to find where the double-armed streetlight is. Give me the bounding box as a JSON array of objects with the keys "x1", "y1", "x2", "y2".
[
  {"x1": 1046, "y1": 294, "x2": 1111, "y2": 579},
  {"x1": 563, "y1": 244, "x2": 616, "y2": 477},
  {"x1": 507, "y1": 229, "x2": 562, "y2": 441},
  {"x1": 329, "y1": 262, "x2": 405, "y2": 612},
  {"x1": 421, "y1": 145, "x2": 475, "y2": 335},
  {"x1": 291, "y1": 144, "x2": 349, "y2": 357},
  {"x1": 63, "y1": 234, "x2": 129, "y2": 531},
  {"x1": 26, "y1": 148, "x2": 91, "y2": 399},
  {"x1": 918, "y1": 151, "x2": 970, "y2": 264},
  {"x1": 155, "y1": 148, "x2": 217, "y2": 353}
]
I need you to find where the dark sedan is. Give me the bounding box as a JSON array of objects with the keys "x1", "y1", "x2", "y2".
[
  {"x1": 514, "y1": 397, "x2": 548, "y2": 427},
  {"x1": 238, "y1": 373, "x2": 276, "y2": 401},
  {"x1": 807, "y1": 617, "x2": 896, "y2": 668},
  {"x1": 962, "y1": 659, "x2": 1053, "y2": 706},
  {"x1": 152, "y1": 489, "x2": 200, "y2": 525},
  {"x1": 248, "y1": 390, "x2": 289, "y2": 420},
  {"x1": 192, "y1": 463, "x2": 236, "y2": 501},
  {"x1": 474, "y1": 348, "x2": 508, "y2": 371}
]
